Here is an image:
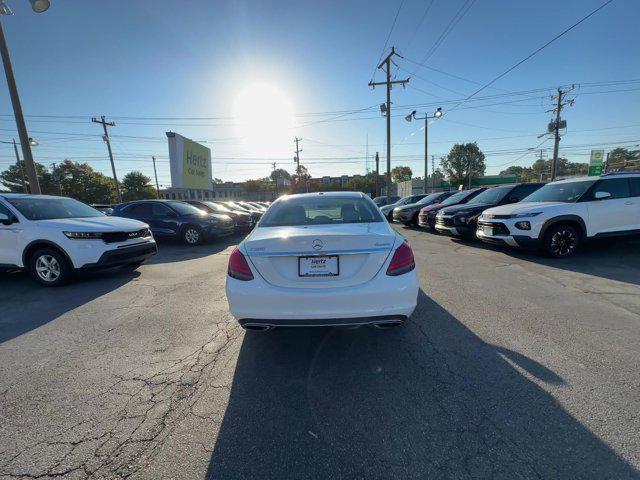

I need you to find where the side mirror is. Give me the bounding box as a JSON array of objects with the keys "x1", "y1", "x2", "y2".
[
  {"x1": 0, "y1": 212, "x2": 9, "y2": 224},
  {"x1": 507, "y1": 196, "x2": 519, "y2": 204},
  {"x1": 593, "y1": 191, "x2": 611, "y2": 200}
]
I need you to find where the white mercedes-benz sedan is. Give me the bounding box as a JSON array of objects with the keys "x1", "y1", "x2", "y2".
[{"x1": 225, "y1": 192, "x2": 419, "y2": 330}]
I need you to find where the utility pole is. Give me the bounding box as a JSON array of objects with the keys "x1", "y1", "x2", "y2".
[
  {"x1": 92, "y1": 116, "x2": 121, "y2": 203},
  {"x1": 549, "y1": 86, "x2": 574, "y2": 181},
  {"x1": 375, "y1": 152, "x2": 380, "y2": 198},
  {"x1": 431, "y1": 155, "x2": 435, "y2": 192},
  {"x1": 152, "y1": 156, "x2": 160, "y2": 199},
  {"x1": 272, "y1": 162, "x2": 278, "y2": 196},
  {"x1": 368, "y1": 47, "x2": 409, "y2": 197},
  {"x1": 12, "y1": 138, "x2": 26, "y2": 192},
  {"x1": 0, "y1": 20, "x2": 40, "y2": 194},
  {"x1": 294, "y1": 137, "x2": 302, "y2": 175}
]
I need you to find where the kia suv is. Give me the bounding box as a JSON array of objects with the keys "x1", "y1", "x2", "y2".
[
  {"x1": 435, "y1": 183, "x2": 545, "y2": 239},
  {"x1": 477, "y1": 173, "x2": 640, "y2": 257},
  {"x1": 0, "y1": 194, "x2": 157, "y2": 286}
]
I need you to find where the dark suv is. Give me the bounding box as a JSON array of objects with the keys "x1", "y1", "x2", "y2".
[
  {"x1": 435, "y1": 183, "x2": 545, "y2": 239},
  {"x1": 112, "y1": 200, "x2": 235, "y2": 245}
]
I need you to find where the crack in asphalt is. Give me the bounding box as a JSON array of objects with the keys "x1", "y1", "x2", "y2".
[{"x1": 1, "y1": 320, "x2": 241, "y2": 480}]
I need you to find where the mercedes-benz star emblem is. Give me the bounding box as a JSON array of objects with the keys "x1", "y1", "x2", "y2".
[{"x1": 312, "y1": 239, "x2": 323, "y2": 250}]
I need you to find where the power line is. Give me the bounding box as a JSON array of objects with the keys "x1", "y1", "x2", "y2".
[
  {"x1": 370, "y1": 0, "x2": 406, "y2": 83},
  {"x1": 446, "y1": 0, "x2": 617, "y2": 115}
]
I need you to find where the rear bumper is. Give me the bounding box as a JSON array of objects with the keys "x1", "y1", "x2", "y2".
[
  {"x1": 226, "y1": 269, "x2": 418, "y2": 322},
  {"x1": 240, "y1": 315, "x2": 407, "y2": 329},
  {"x1": 79, "y1": 242, "x2": 157, "y2": 269}
]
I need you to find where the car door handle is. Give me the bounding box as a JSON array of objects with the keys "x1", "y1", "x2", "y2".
[{"x1": 624, "y1": 201, "x2": 634, "y2": 205}]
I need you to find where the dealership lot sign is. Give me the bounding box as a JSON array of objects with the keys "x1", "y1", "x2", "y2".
[{"x1": 166, "y1": 132, "x2": 212, "y2": 190}]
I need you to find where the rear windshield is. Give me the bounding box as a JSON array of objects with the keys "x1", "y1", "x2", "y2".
[
  {"x1": 259, "y1": 196, "x2": 383, "y2": 227},
  {"x1": 7, "y1": 197, "x2": 103, "y2": 220}
]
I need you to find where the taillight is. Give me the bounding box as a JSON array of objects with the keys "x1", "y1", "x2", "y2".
[
  {"x1": 386, "y1": 241, "x2": 415, "y2": 276},
  {"x1": 228, "y1": 247, "x2": 254, "y2": 281}
]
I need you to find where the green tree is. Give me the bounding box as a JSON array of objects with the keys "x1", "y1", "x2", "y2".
[
  {"x1": 441, "y1": 143, "x2": 486, "y2": 185},
  {"x1": 53, "y1": 160, "x2": 115, "y2": 204},
  {"x1": 291, "y1": 165, "x2": 311, "y2": 193},
  {"x1": 391, "y1": 165, "x2": 412, "y2": 183},
  {"x1": 269, "y1": 168, "x2": 291, "y2": 183},
  {"x1": 0, "y1": 161, "x2": 56, "y2": 194},
  {"x1": 121, "y1": 171, "x2": 156, "y2": 201}
]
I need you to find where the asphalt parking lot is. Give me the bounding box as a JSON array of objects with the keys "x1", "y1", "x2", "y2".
[{"x1": 1, "y1": 229, "x2": 639, "y2": 480}]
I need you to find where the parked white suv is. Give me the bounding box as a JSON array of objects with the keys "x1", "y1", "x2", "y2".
[
  {"x1": 476, "y1": 173, "x2": 640, "y2": 257},
  {"x1": 0, "y1": 194, "x2": 157, "y2": 286}
]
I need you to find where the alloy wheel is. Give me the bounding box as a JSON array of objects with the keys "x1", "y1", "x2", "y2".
[
  {"x1": 35, "y1": 255, "x2": 61, "y2": 283},
  {"x1": 185, "y1": 228, "x2": 200, "y2": 244},
  {"x1": 550, "y1": 229, "x2": 577, "y2": 257}
]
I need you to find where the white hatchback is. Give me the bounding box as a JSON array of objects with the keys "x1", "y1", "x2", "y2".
[{"x1": 225, "y1": 192, "x2": 419, "y2": 330}]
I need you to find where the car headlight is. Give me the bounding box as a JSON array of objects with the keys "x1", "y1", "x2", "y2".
[
  {"x1": 63, "y1": 231, "x2": 103, "y2": 239},
  {"x1": 510, "y1": 212, "x2": 542, "y2": 218}
]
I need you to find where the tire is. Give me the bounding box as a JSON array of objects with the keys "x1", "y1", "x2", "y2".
[
  {"x1": 412, "y1": 213, "x2": 419, "y2": 227},
  {"x1": 182, "y1": 225, "x2": 203, "y2": 245},
  {"x1": 29, "y1": 247, "x2": 72, "y2": 287},
  {"x1": 543, "y1": 223, "x2": 580, "y2": 258}
]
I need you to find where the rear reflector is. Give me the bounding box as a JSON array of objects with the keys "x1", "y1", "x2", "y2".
[
  {"x1": 228, "y1": 247, "x2": 254, "y2": 281},
  {"x1": 386, "y1": 240, "x2": 415, "y2": 276}
]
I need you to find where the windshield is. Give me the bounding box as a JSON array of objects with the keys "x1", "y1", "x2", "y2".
[
  {"x1": 416, "y1": 193, "x2": 443, "y2": 205},
  {"x1": 166, "y1": 201, "x2": 206, "y2": 215},
  {"x1": 227, "y1": 202, "x2": 249, "y2": 212},
  {"x1": 440, "y1": 190, "x2": 472, "y2": 206},
  {"x1": 7, "y1": 197, "x2": 103, "y2": 220},
  {"x1": 373, "y1": 197, "x2": 386, "y2": 206},
  {"x1": 203, "y1": 201, "x2": 231, "y2": 213},
  {"x1": 523, "y1": 180, "x2": 596, "y2": 203},
  {"x1": 260, "y1": 196, "x2": 383, "y2": 227},
  {"x1": 467, "y1": 186, "x2": 512, "y2": 205}
]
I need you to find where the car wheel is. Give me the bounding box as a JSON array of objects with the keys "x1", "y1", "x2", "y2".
[
  {"x1": 543, "y1": 224, "x2": 580, "y2": 258},
  {"x1": 182, "y1": 225, "x2": 203, "y2": 245},
  {"x1": 29, "y1": 248, "x2": 72, "y2": 287},
  {"x1": 412, "y1": 213, "x2": 419, "y2": 227}
]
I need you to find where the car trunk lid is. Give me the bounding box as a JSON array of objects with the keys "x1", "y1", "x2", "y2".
[{"x1": 244, "y1": 223, "x2": 396, "y2": 288}]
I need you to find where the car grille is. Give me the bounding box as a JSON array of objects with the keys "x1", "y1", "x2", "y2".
[
  {"x1": 477, "y1": 221, "x2": 510, "y2": 236},
  {"x1": 436, "y1": 216, "x2": 455, "y2": 227},
  {"x1": 102, "y1": 228, "x2": 151, "y2": 244}
]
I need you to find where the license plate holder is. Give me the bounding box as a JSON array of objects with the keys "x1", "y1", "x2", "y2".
[{"x1": 298, "y1": 255, "x2": 339, "y2": 277}]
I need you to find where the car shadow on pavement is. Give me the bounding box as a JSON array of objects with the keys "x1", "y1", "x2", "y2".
[
  {"x1": 145, "y1": 234, "x2": 242, "y2": 265},
  {"x1": 206, "y1": 290, "x2": 636, "y2": 479},
  {"x1": 450, "y1": 234, "x2": 640, "y2": 286},
  {"x1": 0, "y1": 268, "x2": 140, "y2": 344}
]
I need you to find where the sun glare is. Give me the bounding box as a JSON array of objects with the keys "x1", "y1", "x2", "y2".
[{"x1": 232, "y1": 82, "x2": 294, "y2": 156}]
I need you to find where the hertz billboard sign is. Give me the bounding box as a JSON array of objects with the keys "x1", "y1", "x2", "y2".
[{"x1": 166, "y1": 132, "x2": 212, "y2": 190}]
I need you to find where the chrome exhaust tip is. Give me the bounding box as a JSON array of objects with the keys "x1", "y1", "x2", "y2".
[{"x1": 242, "y1": 323, "x2": 274, "y2": 332}]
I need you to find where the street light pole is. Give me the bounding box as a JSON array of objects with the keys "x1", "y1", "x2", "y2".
[
  {"x1": 405, "y1": 107, "x2": 442, "y2": 194},
  {"x1": 0, "y1": 17, "x2": 40, "y2": 194}
]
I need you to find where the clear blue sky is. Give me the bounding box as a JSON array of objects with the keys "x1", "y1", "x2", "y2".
[{"x1": 0, "y1": 0, "x2": 638, "y2": 186}]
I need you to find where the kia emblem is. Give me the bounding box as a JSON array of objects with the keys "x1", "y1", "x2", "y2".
[{"x1": 312, "y1": 239, "x2": 323, "y2": 250}]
